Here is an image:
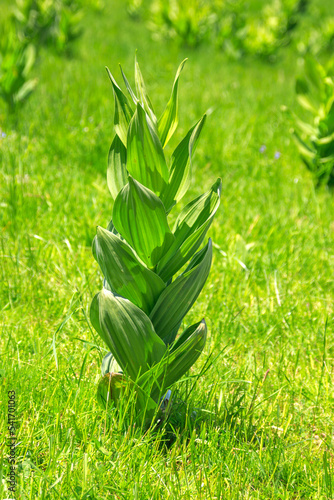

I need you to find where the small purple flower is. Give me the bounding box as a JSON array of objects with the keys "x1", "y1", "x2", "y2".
[
  {"x1": 1, "y1": 132, "x2": 6, "y2": 138},
  {"x1": 274, "y1": 151, "x2": 281, "y2": 159},
  {"x1": 259, "y1": 145, "x2": 266, "y2": 153}
]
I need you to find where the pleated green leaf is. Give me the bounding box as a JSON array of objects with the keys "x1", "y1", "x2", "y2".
[
  {"x1": 107, "y1": 135, "x2": 128, "y2": 200},
  {"x1": 90, "y1": 289, "x2": 167, "y2": 380},
  {"x1": 150, "y1": 240, "x2": 212, "y2": 344},
  {"x1": 126, "y1": 103, "x2": 169, "y2": 195},
  {"x1": 160, "y1": 319, "x2": 206, "y2": 392},
  {"x1": 113, "y1": 177, "x2": 174, "y2": 268},
  {"x1": 139, "y1": 320, "x2": 207, "y2": 400},
  {"x1": 135, "y1": 56, "x2": 157, "y2": 125},
  {"x1": 160, "y1": 115, "x2": 206, "y2": 212},
  {"x1": 93, "y1": 226, "x2": 165, "y2": 314},
  {"x1": 106, "y1": 67, "x2": 133, "y2": 146},
  {"x1": 157, "y1": 178, "x2": 221, "y2": 282},
  {"x1": 158, "y1": 59, "x2": 187, "y2": 148}
]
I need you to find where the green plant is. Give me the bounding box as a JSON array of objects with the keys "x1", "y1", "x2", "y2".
[
  {"x1": 0, "y1": 24, "x2": 37, "y2": 114},
  {"x1": 148, "y1": 0, "x2": 217, "y2": 47},
  {"x1": 298, "y1": 17, "x2": 334, "y2": 57},
  {"x1": 91, "y1": 58, "x2": 221, "y2": 425},
  {"x1": 285, "y1": 56, "x2": 334, "y2": 187},
  {"x1": 13, "y1": 0, "x2": 83, "y2": 55},
  {"x1": 13, "y1": 0, "x2": 56, "y2": 46},
  {"x1": 238, "y1": 0, "x2": 308, "y2": 59}
]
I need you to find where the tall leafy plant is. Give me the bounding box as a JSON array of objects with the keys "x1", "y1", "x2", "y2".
[
  {"x1": 285, "y1": 56, "x2": 334, "y2": 187},
  {"x1": 91, "y1": 58, "x2": 221, "y2": 423},
  {"x1": 0, "y1": 24, "x2": 37, "y2": 114}
]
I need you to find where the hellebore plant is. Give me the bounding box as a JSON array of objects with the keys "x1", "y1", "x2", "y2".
[
  {"x1": 91, "y1": 57, "x2": 221, "y2": 424},
  {"x1": 285, "y1": 56, "x2": 334, "y2": 187}
]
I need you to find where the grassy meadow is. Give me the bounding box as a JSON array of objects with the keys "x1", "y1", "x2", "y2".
[{"x1": 1, "y1": 0, "x2": 334, "y2": 498}]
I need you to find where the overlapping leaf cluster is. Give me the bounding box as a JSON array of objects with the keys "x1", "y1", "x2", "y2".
[
  {"x1": 127, "y1": 0, "x2": 308, "y2": 59},
  {"x1": 286, "y1": 57, "x2": 334, "y2": 187},
  {"x1": 0, "y1": 25, "x2": 37, "y2": 113},
  {"x1": 91, "y1": 58, "x2": 221, "y2": 419}
]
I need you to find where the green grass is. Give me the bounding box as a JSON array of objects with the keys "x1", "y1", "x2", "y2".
[{"x1": 1, "y1": 1, "x2": 334, "y2": 498}]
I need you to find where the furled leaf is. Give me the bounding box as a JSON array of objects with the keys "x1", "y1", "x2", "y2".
[
  {"x1": 93, "y1": 226, "x2": 165, "y2": 314},
  {"x1": 112, "y1": 177, "x2": 174, "y2": 268},
  {"x1": 135, "y1": 55, "x2": 157, "y2": 125},
  {"x1": 157, "y1": 179, "x2": 221, "y2": 282},
  {"x1": 158, "y1": 59, "x2": 187, "y2": 148},
  {"x1": 126, "y1": 103, "x2": 169, "y2": 195},
  {"x1": 107, "y1": 135, "x2": 128, "y2": 200},
  {"x1": 120, "y1": 64, "x2": 138, "y2": 105},
  {"x1": 139, "y1": 320, "x2": 207, "y2": 400},
  {"x1": 150, "y1": 240, "x2": 212, "y2": 344},
  {"x1": 106, "y1": 66, "x2": 133, "y2": 146},
  {"x1": 101, "y1": 352, "x2": 121, "y2": 376},
  {"x1": 161, "y1": 115, "x2": 206, "y2": 212},
  {"x1": 90, "y1": 289, "x2": 166, "y2": 380}
]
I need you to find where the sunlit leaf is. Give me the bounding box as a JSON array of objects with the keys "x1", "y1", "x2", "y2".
[
  {"x1": 107, "y1": 135, "x2": 128, "y2": 200},
  {"x1": 150, "y1": 240, "x2": 212, "y2": 344},
  {"x1": 93, "y1": 226, "x2": 165, "y2": 314},
  {"x1": 91, "y1": 289, "x2": 166, "y2": 380},
  {"x1": 161, "y1": 115, "x2": 206, "y2": 212},
  {"x1": 158, "y1": 179, "x2": 221, "y2": 282},
  {"x1": 106, "y1": 66, "x2": 133, "y2": 146},
  {"x1": 158, "y1": 58, "x2": 187, "y2": 147},
  {"x1": 127, "y1": 103, "x2": 169, "y2": 195},
  {"x1": 113, "y1": 177, "x2": 174, "y2": 268}
]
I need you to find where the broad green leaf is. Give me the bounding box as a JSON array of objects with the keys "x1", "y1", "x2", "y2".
[
  {"x1": 93, "y1": 226, "x2": 165, "y2": 314},
  {"x1": 107, "y1": 135, "x2": 128, "y2": 200},
  {"x1": 160, "y1": 319, "x2": 206, "y2": 392},
  {"x1": 150, "y1": 240, "x2": 212, "y2": 344},
  {"x1": 90, "y1": 289, "x2": 166, "y2": 380},
  {"x1": 135, "y1": 55, "x2": 157, "y2": 125},
  {"x1": 127, "y1": 103, "x2": 169, "y2": 195},
  {"x1": 160, "y1": 115, "x2": 206, "y2": 212},
  {"x1": 113, "y1": 177, "x2": 174, "y2": 268},
  {"x1": 157, "y1": 178, "x2": 221, "y2": 282},
  {"x1": 139, "y1": 320, "x2": 207, "y2": 400},
  {"x1": 158, "y1": 58, "x2": 187, "y2": 147},
  {"x1": 106, "y1": 66, "x2": 133, "y2": 146}
]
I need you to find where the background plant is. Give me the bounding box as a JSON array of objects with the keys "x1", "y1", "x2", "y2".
[
  {"x1": 133, "y1": 0, "x2": 308, "y2": 59},
  {"x1": 0, "y1": 23, "x2": 37, "y2": 114},
  {"x1": 285, "y1": 56, "x2": 334, "y2": 187},
  {"x1": 91, "y1": 58, "x2": 221, "y2": 424},
  {"x1": 13, "y1": 0, "x2": 83, "y2": 55}
]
